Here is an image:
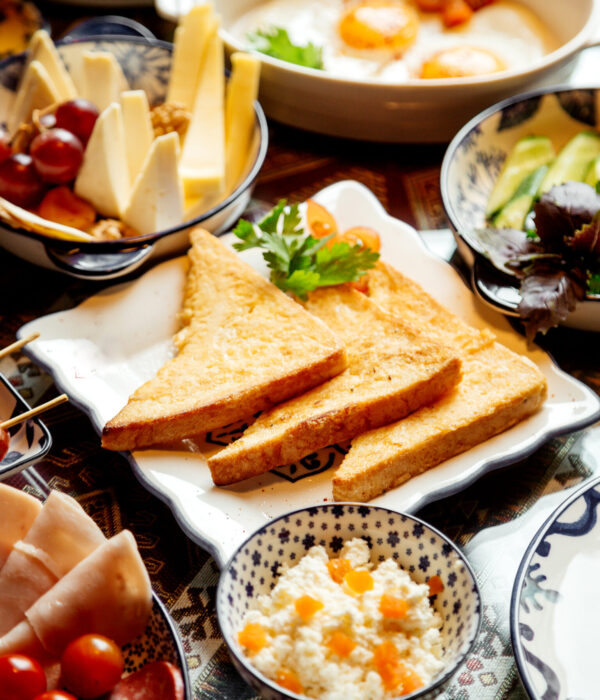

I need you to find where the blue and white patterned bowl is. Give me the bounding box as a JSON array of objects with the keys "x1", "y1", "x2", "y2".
[
  {"x1": 217, "y1": 503, "x2": 481, "y2": 700},
  {"x1": 441, "y1": 85, "x2": 600, "y2": 331},
  {"x1": 0, "y1": 371, "x2": 51, "y2": 479},
  {"x1": 511, "y1": 476, "x2": 600, "y2": 700},
  {"x1": 0, "y1": 35, "x2": 268, "y2": 280}
]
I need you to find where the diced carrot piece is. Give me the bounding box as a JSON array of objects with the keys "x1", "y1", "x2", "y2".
[
  {"x1": 295, "y1": 595, "x2": 324, "y2": 622},
  {"x1": 306, "y1": 198, "x2": 337, "y2": 239},
  {"x1": 398, "y1": 665, "x2": 424, "y2": 695},
  {"x1": 373, "y1": 640, "x2": 402, "y2": 690},
  {"x1": 238, "y1": 623, "x2": 269, "y2": 653},
  {"x1": 339, "y1": 226, "x2": 381, "y2": 252},
  {"x1": 415, "y1": 0, "x2": 444, "y2": 10},
  {"x1": 348, "y1": 275, "x2": 370, "y2": 294},
  {"x1": 275, "y1": 669, "x2": 304, "y2": 694},
  {"x1": 327, "y1": 558, "x2": 353, "y2": 584},
  {"x1": 379, "y1": 593, "x2": 410, "y2": 619},
  {"x1": 327, "y1": 631, "x2": 356, "y2": 657},
  {"x1": 428, "y1": 575, "x2": 444, "y2": 595},
  {"x1": 344, "y1": 570, "x2": 374, "y2": 594},
  {"x1": 442, "y1": 0, "x2": 474, "y2": 26}
]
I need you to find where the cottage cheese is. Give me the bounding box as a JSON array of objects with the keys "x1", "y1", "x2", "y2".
[{"x1": 238, "y1": 538, "x2": 444, "y2": 699}]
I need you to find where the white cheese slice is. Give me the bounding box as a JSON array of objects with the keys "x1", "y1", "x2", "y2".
[
  {"x1": 80, "y1": 51, "x2": 129, "y2": 112},
  {"x1": 167, "y1": 4, "x2": 218, "y2": 111},
  {"x1": 122, "y1": 132, "x2": 184, "y2": 235},
  {"x1": 28, "y1": 30, "x2": 77, "y2": 102},
  {"x1": 74, "y1": 102, "x2": 130, "y2": 219},
  {"x1": 179, "y1": 32, "x2": 225, "y2": 200},
  {"x1": 9, "y1": 60, "x2": 61, "y2": 134},
  {"x1": 120, "y1": 90, "x2": 154, "y2": 186},
  {"x1": 225, "y1": 52, "x2": 260, "y2": 193}
]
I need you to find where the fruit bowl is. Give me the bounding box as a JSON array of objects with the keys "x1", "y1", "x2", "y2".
[{"x1": 0, "y1": 35, "x2": 268, "y2": 280}]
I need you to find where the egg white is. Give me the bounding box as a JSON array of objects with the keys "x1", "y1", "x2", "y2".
[{"x1": 232, "y1": 0, "x2": 559, "y2": 82}]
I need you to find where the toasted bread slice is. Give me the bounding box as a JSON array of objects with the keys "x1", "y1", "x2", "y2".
[
  {"x1": 332, "y1": 263, "x2": 547, "y2": 501},
  {"x1": 102, "y1": 229, "x2": 347, "y2": 451},
  {"x1": 208, "y1": 285, "x2": 461, "y2": 485}
]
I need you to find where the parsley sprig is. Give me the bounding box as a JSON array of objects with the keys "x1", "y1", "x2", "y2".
[
  {"x1": 233, "y1": 200, "x2": 380, "y2": 300},
  {"x1": 247, "y1": 27, "x2": 323, "y2": 70}
]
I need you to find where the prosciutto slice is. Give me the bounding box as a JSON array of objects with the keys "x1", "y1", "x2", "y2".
[
  {"x1": 0, "y1": 484, "x2": 42, "y2": 567},
  {"x1": 0, "y1": 530, "x2": 152, "y2": 658},
  {"x1": 0, "y1": 490, "x2": 105, "y2": 635}
]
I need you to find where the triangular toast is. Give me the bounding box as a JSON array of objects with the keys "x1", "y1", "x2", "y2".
[
  {"x1": 208, "y1": 285, "x2": 461, "y2": 484},
  {"x1": 101, "y1": 229, "x2": 347, "y2": 451},
  {"x1": 331, "y1": 263, "x2": 547, "y2": 501}
]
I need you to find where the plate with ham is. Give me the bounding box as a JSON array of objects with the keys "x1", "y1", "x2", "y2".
[
  {"x1": 0, "y1": 372, "x2": 51, "y2": 478},
  {"x1": 0, "y1": 483, "x2": 191, "y2": 700}
]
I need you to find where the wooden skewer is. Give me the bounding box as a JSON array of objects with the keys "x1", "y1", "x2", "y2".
[
  {"x1": 1, "y1": 394, "x2": 69, "y2": 430},
  {"x1": 0, "y1": 332, "x2": 40, "y2": 359}
]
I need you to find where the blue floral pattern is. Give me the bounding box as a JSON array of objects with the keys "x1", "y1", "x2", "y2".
[{"x1": 217, "y1": 504, "x2": 481, "y2": 700}]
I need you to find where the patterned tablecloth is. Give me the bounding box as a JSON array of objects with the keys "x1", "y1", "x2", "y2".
[{"x1": 2, "y1": 6, "x2": 600, "y2": 699}]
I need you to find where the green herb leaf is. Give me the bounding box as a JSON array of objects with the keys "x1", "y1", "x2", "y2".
[
  {"x1": 588, "y1": 272, "x2": 600, "y2": 295},
  {"x1": 232, "y1": 200, "x2": 379, "y2": 299},
  {"x1": 247, "y1": 26, "x2": 324, "y2": 70}
]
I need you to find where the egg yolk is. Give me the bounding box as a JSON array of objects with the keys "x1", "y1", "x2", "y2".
[
  {"x1": 420, "y1": 45, "x2": 505, "y2": 78},
  {"x1": 339, "y1": 0, "x2": 419, "y2": 51}
]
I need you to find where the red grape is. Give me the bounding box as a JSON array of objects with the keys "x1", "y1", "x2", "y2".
[
  {"x1": 0, "y1": 130, "x2": 11, "y2": 164},
  {"x1": 0, "y1": 154, "x2": 46, "y2": 207},
  {"x1": 55, "y1": 99, "x2": 99, "y2": 146},
  {"x1": 30, "y1": 128, "x2": 83, "y2": 184}
]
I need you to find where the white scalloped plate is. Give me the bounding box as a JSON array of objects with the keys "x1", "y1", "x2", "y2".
[{"x1": 18, "y1": 181, "x2": 600, "y2": 566}]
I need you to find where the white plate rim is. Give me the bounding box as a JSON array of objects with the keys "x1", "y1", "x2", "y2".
[
  {"x1": 18, "y1": 180, "x2": 600, "y2": 566},
  {"x1": 510, "y1": 474, "x2": 600, "y2": 700}
]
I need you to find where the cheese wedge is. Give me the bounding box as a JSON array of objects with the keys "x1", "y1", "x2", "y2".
[
  {"x1": 120, "y1": 90, "x2": 154, "y2": 185},
  {"x1": 80, "y1": 51, "x2": 129, "y2": 112},
  {"x1": 179, "y1": 32, "x2": 225, "y2": 200},
  {"x1": 122, "y1": 132, "x2": 184, "y2": 235},
  {"x1": 9, "y1": 60, "x2": 60, "y2": 134},
  {"x1": 28, "y1": 30, "x2": 77, "y2": 102},
  {"x1": 225, "y1": 52, "x2": 260, "y2": 193},
  {"x1": 167, "y1": 4, "x2": 218, "y2": 111},
  {"x1": 74, "y1": 103, "x2": 130, "y2": 219}
]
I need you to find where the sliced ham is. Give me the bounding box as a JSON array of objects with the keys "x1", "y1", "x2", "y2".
[
  {"x1": 0, "y1": 484, "x2": 42, "y2": 567},
  {"x1": 0, "y1": 530, "x2": 152, "y2": 657},
  {"x1": 0, "y1": 490, "x2": 105, "y2": 635}
]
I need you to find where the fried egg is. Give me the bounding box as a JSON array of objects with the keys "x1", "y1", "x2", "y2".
[{"x1": 233, "y1": 0, "x2": 559, "y2": 82}]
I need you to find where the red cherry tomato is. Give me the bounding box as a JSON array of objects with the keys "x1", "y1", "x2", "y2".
[
  {"x1": 0, "y1": 426, "x2": 8, "y2": 460},
  {"x1": 60, "y1": 634, "x2": 124, "y2": 699},
  {"x1": 33, "y1": 693, "x2": 77, "y2": 700},
  {"x1": 0, "y1": 654, "x2": 46, "y2": 700}
]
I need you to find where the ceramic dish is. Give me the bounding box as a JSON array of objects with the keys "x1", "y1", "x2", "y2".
[
  {"x1": 18, "y1": 180, "x2": 600, "y2": 564},
  {"x1": 127, "y1": 590, "x2": 192, "y2": 699},
  {"x1": 157, "y1": 0, "x2": 599, "y2": 143},
  {"x1": 511, "y1": 476, "x2": 600, "y2": 700},
  {"x1": 217, "y1": 503, "x2": 481, "y2": 700},
  {"x1": 441, "y1": 84, "x2": 600, "y2": 331},
  {"x1": 0, "y1": 371, "x2": 51, "y2": 479},
  {"x1": 0, "y1": 35, "x2": 268, "y2": 280}
]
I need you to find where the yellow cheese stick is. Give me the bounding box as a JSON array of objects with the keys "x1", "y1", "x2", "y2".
[
  {"x1": 28, "y1": 30, "x2": 77, "y2": 101},
  {"x1": 80, "y1": 52, "x2": 129, "y2": 112},
  {"x1": 179, "y1": 32, "x2": 226, "y2": 201},
  {"x1": 167, "y1": 4, "x2": 218, "y2": 111},
  {"x1": 9, "y1": 60, "x2": 61, "y2": 134},
  {"x1": 225, "y1": 52, "x2": 260, "y2": 193}
]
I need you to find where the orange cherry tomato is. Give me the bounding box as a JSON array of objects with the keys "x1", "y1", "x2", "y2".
[
  {"x1": 306, "y1": 199, "x2": 338, "y2": 239},
  {"x1": 0, "y1": 654, "x2": 46, "y2": 700},
  {"x1": 60, "y1": 634, "x2": 124, "y2": 699},
  {"x1": 33, "y1": 693, "x2": 77, "y2": 700},
  {"x1": 339, "y1": 226, "x2": 381, "y2": 252}
]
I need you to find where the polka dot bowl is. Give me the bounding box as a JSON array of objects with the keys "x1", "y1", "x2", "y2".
[{"x1": 216, "y1": 503, "x2": 481, "y2": 700}]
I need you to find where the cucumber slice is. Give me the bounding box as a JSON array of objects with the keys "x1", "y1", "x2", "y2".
[
  {"x1": 585, "y1": 154, "x2": 600, "y2": 188},
  {"x1": 493, "y1": 164, "x2": 548, "y2": 230},
  {"x1": 540, "y1": 131, "x2": 600, "y2": 193},
  {"x1": 486, "y1": 135, "x2": 555, "y2": 218}
]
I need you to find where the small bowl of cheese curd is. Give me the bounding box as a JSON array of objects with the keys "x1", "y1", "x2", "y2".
[{"x1": 216, "y1": 503, "x2": 481, "y2": 700}]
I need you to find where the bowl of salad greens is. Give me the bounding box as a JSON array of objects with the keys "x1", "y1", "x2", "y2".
[{"x1": 441, "y1": 85, "x2": 600, "y2": 339}]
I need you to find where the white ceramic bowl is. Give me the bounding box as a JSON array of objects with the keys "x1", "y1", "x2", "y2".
[
  {"x1": 441, "y1": 84, "x2": 600, "y2": 331},
  {"x1": 217, "y1": 503, "x2": 481, "y2": 700},
  {"x1": 0, "y1": 34, "x2": 268, "y2": 280},
  {"x1": 159, "y1": 0, "x2": 599, "y2": 143}
]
